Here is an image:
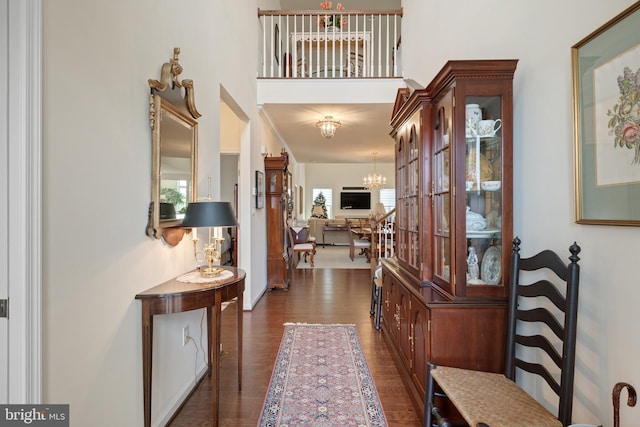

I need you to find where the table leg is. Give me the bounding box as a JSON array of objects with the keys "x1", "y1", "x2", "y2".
[
  {"x1": 237, "y1": 284, "x2": 243, "y2": 391},
  {"x1": 207, "y1": 306, "x2": 213, "y2": 376},
  {"x1": 322, "y1": 231, "x2": 326, "y2": 248},
  {"x1": 141, "y1": 303, "x2": 153, "y2": 427},
  {"x1": 212, "y1": 295, "x2": 222, "y2": 427}
]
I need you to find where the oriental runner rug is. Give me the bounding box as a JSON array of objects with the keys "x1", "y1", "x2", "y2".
[{"x1": 258, "y1": 323, "x2": 388, "y2": 427}]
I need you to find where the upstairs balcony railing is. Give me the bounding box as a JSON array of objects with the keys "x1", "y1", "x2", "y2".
[{"x1": 258, "y1": 9, "x2": 403, "y2": 79}]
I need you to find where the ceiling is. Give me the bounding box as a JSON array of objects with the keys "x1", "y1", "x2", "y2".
[
  {"x1": 262, "y1": 0, "x2": 402, "y2": 165},
  {"x1": 261, "y1": 102, "x2": 397, "y2": 164}
]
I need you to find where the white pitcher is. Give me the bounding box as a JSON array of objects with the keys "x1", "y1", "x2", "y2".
[{"x1": 465, "y1": 104, "x2": 482, "y2": 136}]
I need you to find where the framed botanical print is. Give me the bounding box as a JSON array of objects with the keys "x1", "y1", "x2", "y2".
[
  {"x1": 256, "y1": 170, "x2": 264, "y2": 209},
  {"x1": 572, "y1": 2, "x2": 640, "y2": 225}
]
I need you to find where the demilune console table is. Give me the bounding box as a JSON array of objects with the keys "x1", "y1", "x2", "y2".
[{"x1": 135, "y1": 266, "x2": 246, "y2": 427}]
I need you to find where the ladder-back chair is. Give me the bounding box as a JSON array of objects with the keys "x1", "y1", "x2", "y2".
[
  {"x1": 424, "y1": 237, "x2": 581, "y2": 427},
  {"x1": 370, "y1": 264, "x2": 383, "y2": 330}
]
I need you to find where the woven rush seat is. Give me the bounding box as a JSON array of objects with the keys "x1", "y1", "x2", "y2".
[{"x1": 430, "y1": 366, "x2": 562, "y2": 427}]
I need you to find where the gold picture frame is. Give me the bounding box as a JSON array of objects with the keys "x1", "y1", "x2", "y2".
[{"x1": 572, "y1": 2, "x2": 640, "y2": 225}]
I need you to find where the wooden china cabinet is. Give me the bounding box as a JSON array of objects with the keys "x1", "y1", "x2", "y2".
[
  {"x1": 265, "y1": 151, "x2": 292, "y2": 290},
  {"x1": 382, "y1": 60, "x2": 518, "y2": 418}
]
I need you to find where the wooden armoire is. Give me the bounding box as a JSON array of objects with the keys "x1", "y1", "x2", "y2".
[{"x1": 264, "y1": 151, "x2": 291, "y2": 290}]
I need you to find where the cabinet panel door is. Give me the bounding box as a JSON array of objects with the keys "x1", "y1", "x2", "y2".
[
  {"x1": 397, "y1": 285, "x2": 412, "y2": 371},
  {"x1": 429, "y1": 306, "x2": 506, "y2": 372},
  {"x1": 410, "y1": 299, "x2": 429, "y2": 397},
  {"x1": 381, "y1": 271, "x2": 393, "y2": 333},
  {"x1": 386, "y1": 277, "x2": 400, "y2": 343}
]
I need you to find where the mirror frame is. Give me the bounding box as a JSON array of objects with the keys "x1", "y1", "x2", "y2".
[{"x1": 145, "y1": 48, "x2": 201, "y2": 246}]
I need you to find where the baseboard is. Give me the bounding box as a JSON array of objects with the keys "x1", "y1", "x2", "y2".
[
  {"x1": 154, "y1": 363, "x2": 209, "y2": 427},
  {"x1": 250, "y1": 286, "x2": 268, "y2": 309}
]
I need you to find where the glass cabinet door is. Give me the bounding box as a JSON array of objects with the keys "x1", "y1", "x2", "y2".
[
  {"x1": 396, "y1": 138, "x2": 407, "y2": 264},
  {"x1": 464, "y1": 95, "x2": 504, "y2": 287},
  {"x1": 433, "y1": 99, "x2": 452, "y2": 293},
  {"x1": 407, "y1": 126, "x2": 420, "y2": 269},
  {"x1": 395, "y1": 122, "x2": 420, "y2": 273}
]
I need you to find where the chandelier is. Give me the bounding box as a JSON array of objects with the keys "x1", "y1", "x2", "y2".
[
  {"x1": 316, "y1": 116, "x2": 341, "y2": 139},
  {"x1": 363, "y1": 152, "x2": 387, "y2": 190}
]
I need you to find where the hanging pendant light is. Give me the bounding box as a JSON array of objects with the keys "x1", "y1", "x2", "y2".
[
  {"x1": 316, "y1": 116, "x2": 341, "y2": 139},
  {"x1": 363, "y1": 152, "x2": 387, "y2": 190}
]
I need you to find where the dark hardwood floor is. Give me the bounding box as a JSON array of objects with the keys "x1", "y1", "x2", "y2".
[{"x1": 169, "y1": 267, "x2": 422, "y2": 427}]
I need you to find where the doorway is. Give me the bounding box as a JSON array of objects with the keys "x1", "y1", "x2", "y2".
[{"x1": 220, "y1": 98, "x2": 242, "y2": 266}]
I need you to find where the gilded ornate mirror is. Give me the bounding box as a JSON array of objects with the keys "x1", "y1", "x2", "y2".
[{"x1": 146, "y1": 48, "x2": 200, "y2": 246}]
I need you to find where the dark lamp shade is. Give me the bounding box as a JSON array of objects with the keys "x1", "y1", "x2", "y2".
[
  {"x1": 181, "y1": 201, "x2": 238, "y2": 228},
  {"x1": 159, "y1": 202, "x2": 176, "y2": 220}
]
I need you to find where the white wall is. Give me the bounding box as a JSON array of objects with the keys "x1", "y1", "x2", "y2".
[
  {"x1": 305, "y1": 163, "x2": 395, "y2": 218},
  {"x1": 42, "y1": 0, "x2": 267, "y2": 425},
  {"x1": 220, "y1": 154, "x2": 238, "y2": 205},
  {"x1": 403, "y1": 0, "x2": 639, "y2": 424},
  {"x1": 220, "y1": 100, "x2": 242, "y2": 155}
]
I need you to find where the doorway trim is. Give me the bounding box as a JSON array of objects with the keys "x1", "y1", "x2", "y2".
[{"x1": 4, "y1": 0, "x2": 42, "y2": 403}]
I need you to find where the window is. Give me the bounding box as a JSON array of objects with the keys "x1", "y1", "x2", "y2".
[
  {"x1": 312, "y1": 188, "x2": 333, "y2": 218},
  {"x1": 379, "y1": 188, "x2": 396, "y2": 213},
  {"x1": 160, "y1": 179, "x2": 189, "y2": 218}
]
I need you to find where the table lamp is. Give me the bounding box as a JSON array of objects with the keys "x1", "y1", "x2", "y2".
[{"x1": 181, "y1": 201, "x2": 238, "y2": 277}]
